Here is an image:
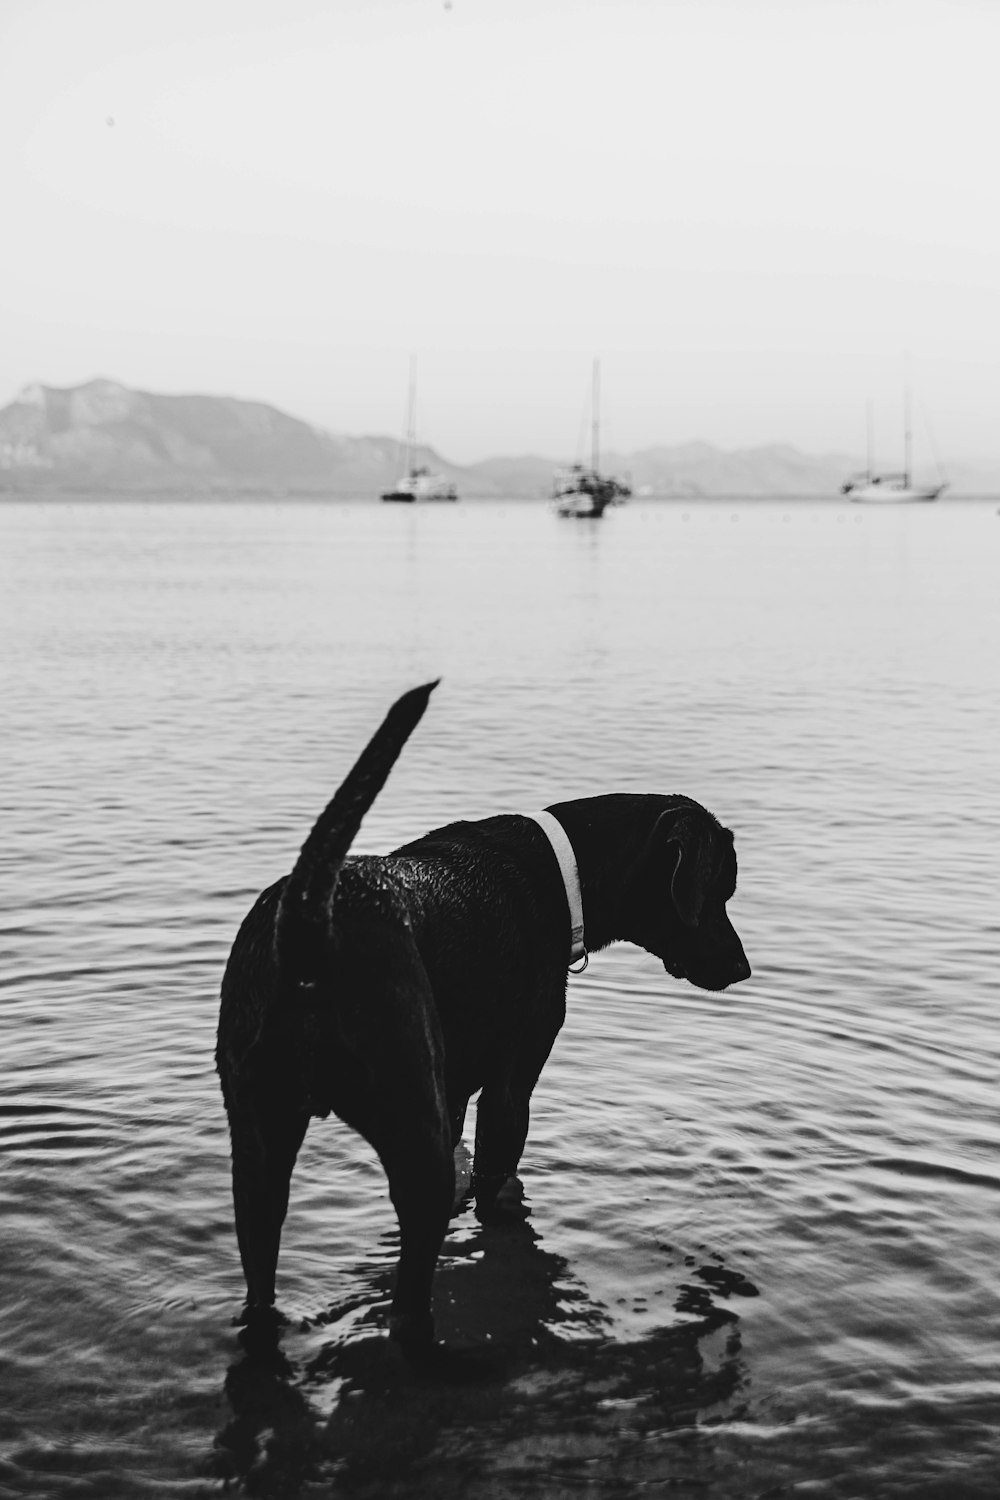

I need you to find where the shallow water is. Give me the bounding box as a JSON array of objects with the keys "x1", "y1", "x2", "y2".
[{"x1": 1, "y1": 496, "x2": 998, "y2": 1498}]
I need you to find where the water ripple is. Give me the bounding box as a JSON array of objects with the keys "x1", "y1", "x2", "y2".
[{"x1": 1, "y1": 499, "x2": 998, "y2": 1498}]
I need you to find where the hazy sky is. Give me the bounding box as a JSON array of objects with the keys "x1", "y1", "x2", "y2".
[{"x1": 2, "y1": 0, "x2": 999, "y2": 465}]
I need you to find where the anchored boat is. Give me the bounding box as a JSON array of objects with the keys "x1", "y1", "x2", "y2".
[
  {"x1": 553, "y1": 360, "x2": 631, "y2": 518},
  {"x1": 842, "y1": 391, "x2": 946, "y2": 503},
  {"x1": 381, "y1": 358, "x2": 459, "y2": 503}
]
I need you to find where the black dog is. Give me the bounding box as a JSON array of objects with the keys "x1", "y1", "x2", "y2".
[{"x1": 216, "y1": 683, "x2": 750, "y2": 1346}]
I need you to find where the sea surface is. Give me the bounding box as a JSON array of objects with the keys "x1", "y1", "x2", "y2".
[{"x1": 1, "y1": 496, "x2": 998, "y2": 1499}]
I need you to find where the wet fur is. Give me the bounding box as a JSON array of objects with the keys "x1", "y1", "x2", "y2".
[{"x1": 216, "y1": 683, "x2": 750, "y2": 1345}]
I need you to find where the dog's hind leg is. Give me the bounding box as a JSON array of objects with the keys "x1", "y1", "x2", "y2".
[
  {"x1": 379, "y1": 1116, "x2": 455, "y2": 1347},
  {"x1": 338, "y1": 936, "x2": 456, "y2": 1347},
  {"x1": 224, "y1": 1083, "x2": 310, "y2": 1323}
]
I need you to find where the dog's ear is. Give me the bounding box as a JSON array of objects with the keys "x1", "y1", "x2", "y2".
[{"x1": 659, "y1": 809, "x2": 712, "y2": 929}]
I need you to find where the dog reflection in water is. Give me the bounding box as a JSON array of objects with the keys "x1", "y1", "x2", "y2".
[
  {"x1": 216, "y1": 682, "x2": 750, "y2": 1347},
  {"x1": 215, "y1": 1181, "x2": 753, "y2": 1496}
]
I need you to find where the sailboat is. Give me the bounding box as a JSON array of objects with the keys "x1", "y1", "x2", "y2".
[
  {"x1": 552, "y1": 360, "x2": 631, "y2": 518},
  {"x1": 381, "y1": 357, "x2": 459, "y2": 503},
  {"x1": 841, "y1": 390, "x2": 946, "y2": 503}
]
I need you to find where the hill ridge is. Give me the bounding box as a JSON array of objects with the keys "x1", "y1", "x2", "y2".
[{"x1": 0, "y1": 378, "x2": 985, "y2": 496}]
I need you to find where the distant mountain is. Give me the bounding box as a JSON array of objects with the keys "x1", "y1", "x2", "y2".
[
  {"x1": 1, "y1": 378, "x2": 992, "y2": 496},
  {"x1": 463, "y1": 454, "x2": 556, "y2": 496},
  {"x1": 600, "y1": 441, "x2": 862, "y2": 498},
  {"x1": 0, "y1": 378, "x2": 486, "y2": 495},
  {"x1": 611, "y1": 441, "x2": 1000, "y2": 498},
  {"x1": 463, "y1": 442, "x2": 922, "y2": 497}
]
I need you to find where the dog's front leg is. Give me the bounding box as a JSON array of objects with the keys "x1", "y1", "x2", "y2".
[
  {"x1": 470, "y1": 1076, "x2": 533, "y2": 1221},
  {"x1": 471, "y1": 1016, "x2": 558, "y2": 1220}
]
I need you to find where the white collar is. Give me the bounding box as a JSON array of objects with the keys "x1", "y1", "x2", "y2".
[{"x1": 522, "y1": 810, "x2": 587, "y2": 969}]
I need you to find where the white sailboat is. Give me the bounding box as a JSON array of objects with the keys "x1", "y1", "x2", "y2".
[
  {"x1": 842, "y1": 391, "x2": 946, "y2": 503},
  {"x1": 381, "y1": 358, "x2": 458, "y2": 503},
  {"x1": 553, "y1": 359, "x2": 631, "y2": 518}
]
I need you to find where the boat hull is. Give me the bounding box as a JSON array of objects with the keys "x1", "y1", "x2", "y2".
[
  {"x1": 380, "y1": 475, "x2": 458, "y2": 503},
  {"x1": 844, "y1": 482, "x2": 945, "y2": 504},
  {"x1": 555, "y1": 492, "x2": 612, "y2": 518}
]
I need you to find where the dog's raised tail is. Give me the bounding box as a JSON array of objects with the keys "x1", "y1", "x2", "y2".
[{"x1": 274, "y1": 680, "x2": 438, "y2": 989}]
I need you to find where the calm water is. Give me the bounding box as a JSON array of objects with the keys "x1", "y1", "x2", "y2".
[{"x1": 1, "y1": 497, "x2": 998, "y2": 1499}]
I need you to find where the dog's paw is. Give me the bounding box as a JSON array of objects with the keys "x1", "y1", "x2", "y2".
[
  {"x1": 235, "y1": 1300, "x2": 286, "y2": 1327},
  {"x1": 472, "y1": 1173, "x2": 528, "y2": 1225},
  {"x1": 235, "y1": 1302, "x2": 286, "y2": 1353},
  {"x1": 388, "y1": 1308, "x2": 436, "y2": 1348}
]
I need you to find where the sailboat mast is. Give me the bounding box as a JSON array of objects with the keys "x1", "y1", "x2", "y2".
[
  {"x1": 866, "y1": 399, "x2": 875, "y2": 482},
  {"x1": 903, "y1": 383, "x2": 912, "y2": 488},
  {"x1": 591, "y1": 358, "x2": 600, "y2": 472},
  {"x1": 407, "y1": 354, "x2": 417, "y2": 476}
]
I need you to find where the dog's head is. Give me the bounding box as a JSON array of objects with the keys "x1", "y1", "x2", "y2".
[{"x1": 629, "y1": 801, "x2": 750, "y2": 992}]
